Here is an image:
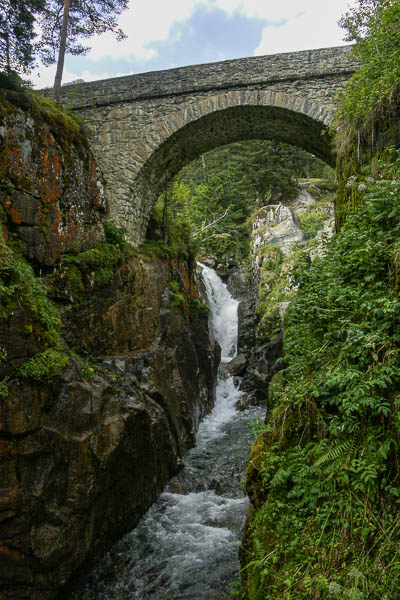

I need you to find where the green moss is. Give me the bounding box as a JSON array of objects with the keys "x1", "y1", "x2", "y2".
[
  {"x1": 188, "y1": 298, "x2": 210, "y2": 318},
  {"x1": 0, "y1": 380, "x2": 8, "y2": 397},
  {"x1": 0, "y1": 90, "x2": 19, "y2": 120},
  {"x1": 0, "y1": 225, "x2": 65, "y2": 381},
  {"x1": 267, "y1": 371, "x2": 285, "y2": 402},
  {"x1": 0, "y1": 88, "x2": 89, "y2": 156},
  {"x1": 94, "y1": 267, "x2": 114, "y2": 286},
  {"x1": 19, "y1": 348, "x2": 69, "y2": 381},
  {"x1": 69, "y1": 351, "x2": 96, "y2": 379},
  {"x1": 63, "y1": 265, "x2": 84, "y2": 297},
  {"x1": 52, "y1": 225, "x2": 133, "y2": 301},
  {"x1": 170, "y1": 292, "x2": 184, "y2": 309},
  {"x1": 0, "y1": 232, "x2": 61, "y2": 345},
  {"x1": 255, "y1": 245, "x2": 300, "y2": 342}
]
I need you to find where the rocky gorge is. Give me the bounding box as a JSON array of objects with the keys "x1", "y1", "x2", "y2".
[
  {"x1": 0, "y1": 89, "x2": 219, "y2": 599},
  {"x1": 2, "y1": 69, "x2": 389, "y2": 600},
  {"x1": 213, "y1": 180, "x2": 335, "y2": 411}
]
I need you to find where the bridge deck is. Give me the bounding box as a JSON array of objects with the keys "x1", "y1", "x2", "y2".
[{"x1": 60, "y1": 45, "x2": 357, "y2": 109}]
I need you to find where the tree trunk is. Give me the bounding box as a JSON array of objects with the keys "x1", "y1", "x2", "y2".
[
  {"x1": 163, "y1": 190, "x2": 168, "y2": 242},
  {"x1": 5, "y1": 32, "x2": 10, "y2": 74},
  {"x1": 53, "y1": 0, "x2": 71, "y2": 103}
]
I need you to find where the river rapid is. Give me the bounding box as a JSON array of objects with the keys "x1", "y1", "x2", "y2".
[{"x1": 68, "y1": 264, "x2": 265, "y2": 600}]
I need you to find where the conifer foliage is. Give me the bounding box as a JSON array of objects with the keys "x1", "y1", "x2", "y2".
[
  {"x1": 0, "y1": 0, "x2": 128, "y2": 98},
  {"x1": 0, "y1": 0, "x2": 45, "y2": 75},
  {"x1": 38, "y1": 0, "x2": 128, "y2": 100}
]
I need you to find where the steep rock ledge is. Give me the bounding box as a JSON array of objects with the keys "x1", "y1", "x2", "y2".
[
  {"x1": 0, "y1": 91, "x2": 219, "y2": 600},
  {"x1": 1, "y1": 254, "x2": 219, "y2": 600},
  {"x1": 221, "y1": 182, "x2": 335, "y2": 408},
  {"x1": 0, "y1": 89, "x2": 106, "y2": 266}
]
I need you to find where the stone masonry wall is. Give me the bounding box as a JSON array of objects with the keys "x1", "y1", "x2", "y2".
[{"x1": 60, "y1": 46, "x2": 357, "y2": 109}]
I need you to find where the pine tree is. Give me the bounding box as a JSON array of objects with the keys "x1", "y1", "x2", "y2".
[
  {"x1": 0, "y1": 0, "x2": 45, "y2": 76},
  {"x1": 38, "y1": 0, "x2": 128, "y2": 101}
]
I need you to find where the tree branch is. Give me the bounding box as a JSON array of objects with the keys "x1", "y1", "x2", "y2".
[{"x1": 192, "y1": 208, "x2": 230, "y2": 238}]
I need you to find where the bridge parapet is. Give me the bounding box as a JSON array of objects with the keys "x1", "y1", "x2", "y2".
[{"x1": 61, "y1": 45, "x2": 357, "y2": 109}]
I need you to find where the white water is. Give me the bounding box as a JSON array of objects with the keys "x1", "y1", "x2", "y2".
[
  {"x1": 69, "y1": 264, "x2": 264, "y2": 600},
  {"x1": 201, "y1": 263, "x2": 239, "y2": 362}
]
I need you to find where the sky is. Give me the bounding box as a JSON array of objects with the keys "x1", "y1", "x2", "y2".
[{"x1": 32, "y1": 0, "x2": 357, "y2": 89}]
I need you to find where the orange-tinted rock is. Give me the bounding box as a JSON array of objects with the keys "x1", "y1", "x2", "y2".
[
  {"x1": 0, "y1": 96, "x2": 106, "y2": 265},
  {"x1": 0, "y1": 92, "x2": 219, "y2": 600}
]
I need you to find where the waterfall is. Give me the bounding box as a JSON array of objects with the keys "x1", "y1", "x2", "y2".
[
  {"x1": 71, "y1": 266, "x2": 264, "y2": 600},
  {"x1": 200, "y1": 263, "x2": 239, "y2": 361}
]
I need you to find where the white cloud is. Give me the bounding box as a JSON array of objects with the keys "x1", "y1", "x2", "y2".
[
  {"x1": 86, "y1": 0, "x2": 198, "y2": 61},
  {"x1": 31, "y1": 0, "x2": 358, "y2": 87},
  {"x1": 31, "y1": 64, "x2": 118, "y2": 89},
  {"x1": 253, "y1": 0, "x2": 356, "y2": 55},
  {"x1": 85, "y1": 0, "x2": 357, "y2": 61}
]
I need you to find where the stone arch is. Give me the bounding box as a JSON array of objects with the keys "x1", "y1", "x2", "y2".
[{"x1": 126, "y1": 91, "x2": 334, "y2": 243}]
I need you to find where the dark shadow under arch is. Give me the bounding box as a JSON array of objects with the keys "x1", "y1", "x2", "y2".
[{"x1": 134, "y1": 104, "x2": 334, "y2": 215}]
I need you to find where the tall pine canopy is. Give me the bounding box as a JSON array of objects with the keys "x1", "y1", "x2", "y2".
[{"x1": 0, "y1": 0, "x2": 45, "y2": 75}]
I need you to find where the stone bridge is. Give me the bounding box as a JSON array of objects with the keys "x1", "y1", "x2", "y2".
[{"x1": 63, "y1": 45, "x2": 357, "y2": 243}]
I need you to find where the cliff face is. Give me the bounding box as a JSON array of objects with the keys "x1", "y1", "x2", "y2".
[
  {"x1": 223, "y1": 183, "x2": 334, "y2": 408},
  {"x1": 0, "y1": 90, "x2": 219, "y2": 600},
  {"x1": 0, "y1": 90, "x2": 106, "y2": 265}
]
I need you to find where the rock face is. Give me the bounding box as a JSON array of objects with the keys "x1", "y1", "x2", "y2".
[
  {"x1": 224, "y1": 183, "x2": 335, "y2": 406},
  {"x1": 0, "y1": 90, "x2": 106, "y2": 266},
  {"x1": 238, "y1": 182, "x2": 336, "y2": 597},
  {"x1": 0, "y1": 92, "x2": 219, "y2": 600},
  {"x1": 0, "y1": 255, "x2": 219, "y2": 600},
  {"x1": 251, "y1": 203, "x2": 305, "y2": 257}
]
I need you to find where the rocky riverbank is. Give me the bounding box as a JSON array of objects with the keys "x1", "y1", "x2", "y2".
[{"x1": 0, "y1": 89, "x2": 219, "y2": 600}]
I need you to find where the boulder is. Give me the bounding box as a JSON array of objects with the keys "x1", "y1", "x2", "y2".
[
  {"x1": 251, "y1": 203, "x2": 305, "y2": 256},
  {"x1": 227, "y1": 353, "x2": 247, "y2": 376}
]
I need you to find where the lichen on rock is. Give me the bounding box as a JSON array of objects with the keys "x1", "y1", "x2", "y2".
[
  {"x1": 0, "y1": 90, "x2": 219, "y2": 600},
  {"x1": 0, "y1": 90, "x2": 106, "y2": 266}
]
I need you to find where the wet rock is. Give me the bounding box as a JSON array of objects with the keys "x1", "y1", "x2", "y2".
[
  {"x1": 227, "y1": 353, "x2": 247, "y2": 376},
  {"x1": 235, "y1": 394, "x2": 250, "y2": 411},
  {"x1": 0, "y1": 257, "x2": 219, "y2": 599}
]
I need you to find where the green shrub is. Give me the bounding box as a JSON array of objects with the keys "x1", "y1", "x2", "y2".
[
  {"x1": 188, "y1": 298, "x2": 210, "y2": 318},
  {"x1": 170, "y1": 292, "x2": 184, "y2": 309},
  {"x1": 243, "y1": 151, "x2": 400, "y2": 599},
  {"x1": 20, "y1": 348, "x2": 69, "y2": 381},
  {"x1": 0, "y1": 380, "x2": 8, "y2": 397}
]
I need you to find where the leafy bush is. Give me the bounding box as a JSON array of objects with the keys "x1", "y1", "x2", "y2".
[
  {"x1": 19, "y1": 348, "x2": 68, "y2": 380},
  {"x1": 336, "y1": 0, "x2": 400, "y2": 149},
  {"x1": 297, "y1": 206, "x2": 330, "y2": 240},
  {"x1": 188, "y1": 298, "x2": 210, "y2": 318},
  {"x1": 243, "y1": 151, "x2": 400, "y2": 599}
]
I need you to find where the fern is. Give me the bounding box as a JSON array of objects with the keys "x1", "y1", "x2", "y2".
[{"x1": 315, "y1": 438, "x2": 359, "y2": 473}]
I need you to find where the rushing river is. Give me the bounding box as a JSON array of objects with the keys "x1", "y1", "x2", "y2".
[{"x1": 69, "y1": 264, "x2": 265, "y2": 600}]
